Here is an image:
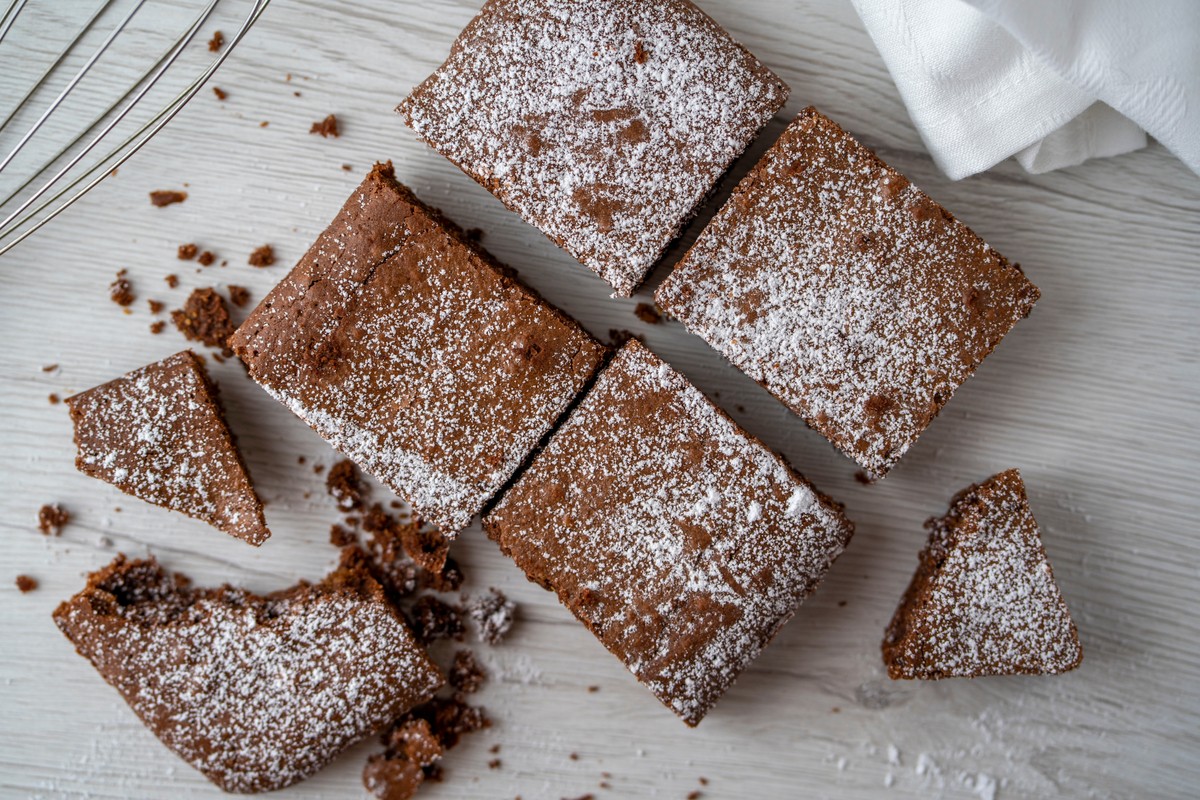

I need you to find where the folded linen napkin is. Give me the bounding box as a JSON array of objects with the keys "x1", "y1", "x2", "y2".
[{"x1": 850, "y1": 0, "x2": 1200, "y2": 179}]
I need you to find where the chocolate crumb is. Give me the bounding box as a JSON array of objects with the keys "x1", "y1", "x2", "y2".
[
  {"x1": 149, "y1": 190, "x2": 186, "y2": 207},
  {"x1": 212, "y1": 86, "x2": 227, "y2": 100},
  {"x1": 178, "y1": 243, "x2": 198, "y2": 260},
  {"x1": 448, "y1": 649, "x2": 486, "y2": 694},
  {"x1": 197, "y1": 251, "x2": 216, "y2": 266},
  {"x1": 699, "y1": 778, "x2": 709, "y2": 786},
  {"x1": 165, "y1": 274, "x2": 179, "y2": 288},
  {"x1": 853, "y1": 470, "x2": 874, "y2": 485},
  {"x1": 687, "y1": 792, "x2": 702, "y2": 800},
  {"x1": 314, "y1": 463, "x2": 326, "y2": 474},
  {"x1": 48, "y1": 393, "x2": 59, "y2": 405},
  {"x1": 421, "y1": 557, "x2": 464, "y2": 594},
  {"x1": 37, "y1": 504, "x2": 69, "y2": 536},
  {"x1": 341, "y1": 163, "x2": 353, "y2": 171},
  {"x1": 15, "y1": 575, "x2": 38, "y2": 593},
  {"x1": 411, "y1": 595, "x2": 465, "y2": 644},
  {"x1": 109, "y1": 272, "x2": 135, "y2": 306},
  {"x1": 310, "y1": 114, "x2": 340, "y2": 138},
  {"x1": 402, "y1": 526, "x2": 451, "y2": 574},
  {"x1": 149, "y1": 321, "x2": 166, "y2": 335},
  {"x1": 587, "y1": 685, "x2": 600, "y2": 693},
  {"x1": 248, "y1": 244, "x2": 275, "y2": 267},
  {"x1": 41, "y1": 364, "x2": 58, "y2": 373},
  {"x1": 227, "y1": 284, "x2": 251, "y2": 307},
  {"x1": 838, "y1": 600, "x2": 848, "y2": 607},
  {"x1": 466, "y1": 588, "x2": 516, "y2": 645},
  {"x1": 207, "y1": 30, "x2": 223, "y2": 51},
  {"x1": 259, "y1": 121, "x2": 269, "y2": 128},
  {"x1": 488, "y1": 759, "x2": 501, "y2": 769},
  {"x1": 148, "y1": 299, "x2": 164, "y2": 315},
  {"x1": 633, "y1": 302, "x2": 661, "y2": 324},
  {"x1": 489, "y1": 744, "x2": 501, "y2": 754},
  {"x1": 330, "y1": 524, "x2": 355, "y2": 547},
  {"x1": 569, "y1": 752, "x2": 579, "y2": 761},
  {"x1": 171, "y1": 287, "x2": 236, "y2": 352},
  {"x1": 326, "y1": 459, "x2": 367, "y2": 511}
]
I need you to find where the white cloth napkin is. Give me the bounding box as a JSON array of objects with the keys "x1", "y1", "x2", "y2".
[{"x1": 849, "y1": 0, "x2": 1200, "y2": 179}]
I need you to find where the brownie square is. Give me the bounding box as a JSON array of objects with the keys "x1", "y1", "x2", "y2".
[
  {"x1": 66, "y1": 350, "x2": 269, "y2": 545},
  {"x1": 399, "y1": 0, "x2": 789, "y2": 296},
  {"x1": 229, "y1": 163, "x2": 605, "y2": 537},
  {"x1": 53, "y1": 549, "x2": 444, "y2": 792},
  {"x1": 484, "y1": 340, "x2": 854, "y2": 725},
  {"x1": 657, "y1": 107, "x2": 1040, "y2": 477},
  {"x1": 883, "y1": 469, "x2": 1082, "y2": 679}
]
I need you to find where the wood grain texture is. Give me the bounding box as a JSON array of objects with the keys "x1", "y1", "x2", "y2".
[{"x1": 2, "y1": 1, "x2": 1198, "y2": 798}]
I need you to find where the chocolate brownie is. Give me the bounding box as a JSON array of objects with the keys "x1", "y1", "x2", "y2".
[
  {"x1": 229, "y1": 163, "x2": 605, "y2": 536},
  {"x1": 399, "y1": 0, "x2": 788, "y2": 296},
  {"x1": 656, "y1": 108, "x2": 1040, "y2": 477},
  {"x1": 53, "y1": 550, "x2": 443, "y2": 792},
  {"x1": 65, "y1": 351, "x2": 269, "y2": 545},
  {"x1": 484, "y1": 340, "x2": 854, "y2": 725},
  {"x1": 882, "y1": 469, "x2": 1082, "y2": 679}
]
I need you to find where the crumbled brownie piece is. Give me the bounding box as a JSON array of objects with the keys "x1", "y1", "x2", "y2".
[
  {"x1": 466, "y1": 588, "x2": 515, "y2": 645},
  {"x1": 687, "y1": 792, "x2": 702, "y2": 800},
  {"x1": 633, "y1": 302, "x2": 661, "y2": 324},
  {"x1": 171, "y1": 288, "x2": 236, "y2": 351},
  {"x1": 109, "y1": 271, "x2": 135, "y2": 306},
  {"x1": 587, "y1": 686, "x2": 600, "y2": 693},
  {"x1": 42, "y1": 364, "x2": 58, "y2": 373},
  {"x1": 400, "y1": 525, "x2": 450, "y2": 574},
  {"x1": 227, "y1": 284, "x2": 250, "y2": 307},
  {"x1": 363, "y1": 717, "x2": 445, "y2": 800},
  {"x1": 165, "y1": 274, "x2": 180, "y2": 288},
  {"x1": 149, "y1": 321, "x2": 166, "y2": 335},
  {"x1": 66, "y1": 351, "x2": 269, "y2": 544},
  {"x1": 16, "y1": 575, "x2": 38, "y2": 592},
  {"x1": 212, "y1": 86, "x2": 227, "y2": 100},
  {"x1": 420, "y1": 696, "x2": 490, "y2": 749},
  {"x1": 197, "y1": 250, "x2": 216, "y2": 267},
  {"x1": 178, "y1": 243, "x2": 198, "y2": 260},
  {"x1": 37, "y1": 503, "x2": 69, "y2": 536},
  {"x1": 410, "y1": 595, "x2": 465, "y2": 644},
  {"x1": 447, "y1": 649, "x2": 486, "y2": 694},
  {"x1": 327, "y1": 459, "x2": 368, "y2": 511},
  {"x1": 330, "y1": 524, "x2": 355, "y2": 547},
  {"x1": 149, "y1": 190, "x2": 187, "y2": 207},
  {"x1": 48, "y1": 393, "x2": 60, "y2": 405},
  {"x1": 420, "y1": 557, "x2": 463, "y2": 594},
  {"x1": 147, "y1": 299, "x2": 164, "y2": 314},
  {"x1": 488, "y1": 759, "x2": 501, "y2": 769},
  {"x1": 54, "y1": 550, "x2": 443, "y2": 792},
  {"x1": 248, "y1": 244, "x2": 275, "y2": 267},
  {"x1": 854, "y1": 471, "x2": 873, "y2": 485},
  {"x1": 310, "y1": 114, "x2": 340, "y2": 138},
  {"x1": 207, "y1": 30, "x2": 224, "y2": 51},
  {"x1": 342, "y1": 163, "x2": 353, "y2": 171},
  {"x1": 882, "y1": 469, "x2": 1083, "y2": 679}
]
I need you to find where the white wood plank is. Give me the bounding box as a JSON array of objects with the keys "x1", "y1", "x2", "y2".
[{"x1": 1, "y1": 0, "x2": 1198, "y2": 798}]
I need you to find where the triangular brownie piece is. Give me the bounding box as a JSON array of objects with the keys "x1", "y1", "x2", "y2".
[
  {"x1": 66, "y1": 350, "x2": 269, "y2": 545},
  {"x1": 883, "y1": 469, "x2": 1082, "y2": 679},
  {"x1": 53, "y1": 549, "x2": 443, "y2": 792}
]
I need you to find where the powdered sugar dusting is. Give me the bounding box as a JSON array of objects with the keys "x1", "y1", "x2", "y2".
[
  {"x1": 486, "y1": 340, "x2": 853, "y2": 725},
  {"x1": 883, "y1": 469, "x2": 1082, "y2": 678},
  {"x1": 400, "y1": 0, "x2": 788, "y2": 296},
  {"x1": 657, "y1": 108, "x2": 1039, "y2": 475},
  {"x1": 52, "y1": 555, "x2": 443, "y2": 793},
  {"x1": 65, "y1": 351, "x2": 268, "y2": 544}
]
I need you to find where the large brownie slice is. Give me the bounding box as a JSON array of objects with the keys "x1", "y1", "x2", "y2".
[
  {"x1": 657, "y1": 107, "x2": 1040, "y2": 477},
  {"x1": 66, "y1": 350, "x2": 269, "y2": 545},
  {"x1": 399, "y1": 0, "x2": 788, "y2": 296},
  {"x1": 229, "y1": 163, "x2": 606, "y2": 537},
  {"x1": 53, "y1": 549, "x2": 444, "y2": 792},
  {"x1": 484, "y1": 340, "x2": 854, "y2": 725},
  {"x1": 882, "y1": 469, "x2": 1083, "y2": 679}
]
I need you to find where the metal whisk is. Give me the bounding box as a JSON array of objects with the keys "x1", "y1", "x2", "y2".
[{"x1": 0, "y1": 0, "x2": 271, "y2": 257}]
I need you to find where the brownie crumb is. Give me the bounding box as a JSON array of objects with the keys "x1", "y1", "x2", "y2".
[
  {"x1": 109, "y1": 271, "x2": 135, "y2": 306},
  {"x1": 687, "y1": 792, "x2": 702, "y2": 800},
  {"x1": 326, "y1": 459, "x2": 367, "y2": 511},
  {"x1": 248, "y1": 244, "x2": 276, "y2": 267},
  {"x1": 633, "y1": 302, "x2": 661, "y2": 324},
  {"x1": 489, "y1": 744, "x2": 501, "y2": 754},
  {"x1": 488, "y1": 759, "x2": 501, "y2": 769},
  {"x1": 421, "y1": 557, "x2": 463, "y2": 594},
  {"x1": 212, "y1": 86, "x2": 227, "y2": 100},
  {"x1": 164, "y1": 274, "x2": 180, "y2": 288},
  {"x1": 569, "y1": 752, "x2": 579, "y2": 761},
  {"x1": 207, "y1": 30, "x2": 224, "y2": 52},
  {"x1": 341, "y1": 163, "x2": 353, "y2": 171},
  {"x1": 48, "y1": 393, "x2": 60, "y2": 405},
  {"x1": 853, "y1": 470, "x2": 876, "y2": 485},
  {"x1": 171, "y1": 287, "x2": 236, "y2": 352},
  {"x1": 178, "y1": 243, "x2": 198, "y2": 260},
  {"x1": 314, "y1": 463, "x2": 326, "y2": 474},
  {"x1": 149, "y1": 321, "x2": 166, "y2": 335},
  {"x1": 41, "y1": 364, "x2": 58, "y2": 373},
  {"x1": 310, "y1": 114, "x2": 340, "y2": 138},
  {"x1": 402, "y1": 525, "x2": 451, "y2": 574},
  {"x1": 699, "y1": 777, "x2": 709, "y2": 786},
  {"x1": 587, "y1": 685, "x2": 600, "y2": 693},
  {"x1": 15, "y1": 575, "x2": 38, "y2": 593},
  {"x1": 149, "y1": 190, "x2": 187, "y2": 207},
  {"x1": 838, "y1": 600, "x2": 848, "y2": 607},
  {"x1": 448, "y1": 649, "x2": 486, "y2": 694},
  {"x1": 259, "y1": 121, "x2": 269, "y2": 128},
  {"x1": 197, "y1": 251, "x2": 216, "y2": 267},
  {"x1": 411, "y1": 595, "x2": 465, "y2": 644},
  {"x1": 364, "y1": 698, "x2": 489, "y2": 800},
  {"x1": 466, "y1": 588, "x2": 516, "y2": 645},
  {"x1": 330, "y1": 524, "x2": 355, "y2": 547},
  {"x1": 146, "y1": 299, "x2": 163, "y2": 314},
  {"x1": 227, "y1": 284, "x2": 251, "y2": 307},
  {"x1": 37, "y1": 504, "x2": 69, "y2": 536}
]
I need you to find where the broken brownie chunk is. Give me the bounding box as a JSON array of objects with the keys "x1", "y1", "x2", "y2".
[
  {"x1": 484, "y1": 340, "x2": 854, "y2": 725},
  {"x1": 65, "y1": 351, "x2": 269, "y2": 544},
  {"x1": 882, "y1": 469, "x2": 1082, "y2": 679},
  {"x1": 656, "y1": 108, "x2": 1040, "y2": 477},
  {"x1": 53, "y1": 550, "x2": 443, "y2": 792},
  {"x1": 172, "y1": 287, "x2": 236, "y2": 351},
  {"x1": 399, "y1": 0, "x2": 788, "y2": 296}
]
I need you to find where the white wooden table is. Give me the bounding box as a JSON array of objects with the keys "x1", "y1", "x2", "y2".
[{"x1": 2, "y1": 1, "x2": 1198, "y2": 798}]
